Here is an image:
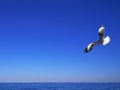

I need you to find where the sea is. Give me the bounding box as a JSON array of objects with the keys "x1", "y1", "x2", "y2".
[{"x1": 0, "y1": 83, "x2": 120, "y2": 90}]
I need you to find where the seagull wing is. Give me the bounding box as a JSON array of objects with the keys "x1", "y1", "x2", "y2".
[
  {"x1": 98, "y1": 26, "x2": 105, "y2": 40},
  {"x1": 84, "y1": 43, "x2": 95, "y2": 53}
]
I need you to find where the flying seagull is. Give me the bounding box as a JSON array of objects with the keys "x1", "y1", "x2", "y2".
[{"x1": 84, "y1": 25, "x2": 110, "y2": 53}]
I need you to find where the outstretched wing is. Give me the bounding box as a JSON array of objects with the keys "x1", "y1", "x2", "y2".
[
  {"x1": 84, "y1": 43, "x2": 95, "y2": 53},
  {"x1": 98, "y1": 26, "x2": 105, "y2": 40}
]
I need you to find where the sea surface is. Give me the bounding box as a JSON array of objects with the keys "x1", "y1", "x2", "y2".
[{"x1": 0, "y1": 83, "x2": 120, "y2": 90}]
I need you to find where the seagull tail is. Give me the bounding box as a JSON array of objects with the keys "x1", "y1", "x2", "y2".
[{"x1": 103, "y1": 36, "x2": 110, "y2": 45}]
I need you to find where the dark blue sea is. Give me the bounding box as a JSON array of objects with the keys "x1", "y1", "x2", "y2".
[{"x1": 0, "y1": 83, "x2": 120, "y2": 90}]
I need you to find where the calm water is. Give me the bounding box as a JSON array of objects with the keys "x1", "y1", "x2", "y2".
[{"x1": 0, "y1": 83, "x2": 120, "y2": 90}]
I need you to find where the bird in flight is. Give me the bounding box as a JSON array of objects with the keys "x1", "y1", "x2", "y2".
[{"x1": 84, "y1": 25, "x2": 110, "y2": 53}]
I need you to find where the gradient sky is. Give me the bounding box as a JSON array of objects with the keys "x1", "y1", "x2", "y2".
[{"x1": 0, "y1": 0, "x2": 120, "y2": 82}]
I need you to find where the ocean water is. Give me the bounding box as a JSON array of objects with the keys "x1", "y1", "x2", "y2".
[{"x1": 0, "y1": 83, "x2": 120, "y2": 90}]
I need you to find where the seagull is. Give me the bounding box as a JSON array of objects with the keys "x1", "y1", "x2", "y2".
[{"x1": 84, "y1": 25, "x2": 110, "y2": 53}]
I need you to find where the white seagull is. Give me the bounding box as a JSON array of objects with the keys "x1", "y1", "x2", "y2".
[{"x1": 84, "y1": 25, "x2": 110, "y2": 53}]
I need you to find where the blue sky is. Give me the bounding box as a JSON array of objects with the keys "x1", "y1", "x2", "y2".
[{"x1": 0, "y1": 0, "x2": 120, "y2": 82}]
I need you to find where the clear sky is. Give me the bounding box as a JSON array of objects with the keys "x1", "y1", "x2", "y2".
[{"x1": 0, "y1": 0, "x2": 120, "y2": 82}]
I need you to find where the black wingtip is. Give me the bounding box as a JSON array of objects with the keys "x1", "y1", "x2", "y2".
[{"x1": 84, "y1": 48, "x2": 89, "y2": 53}]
